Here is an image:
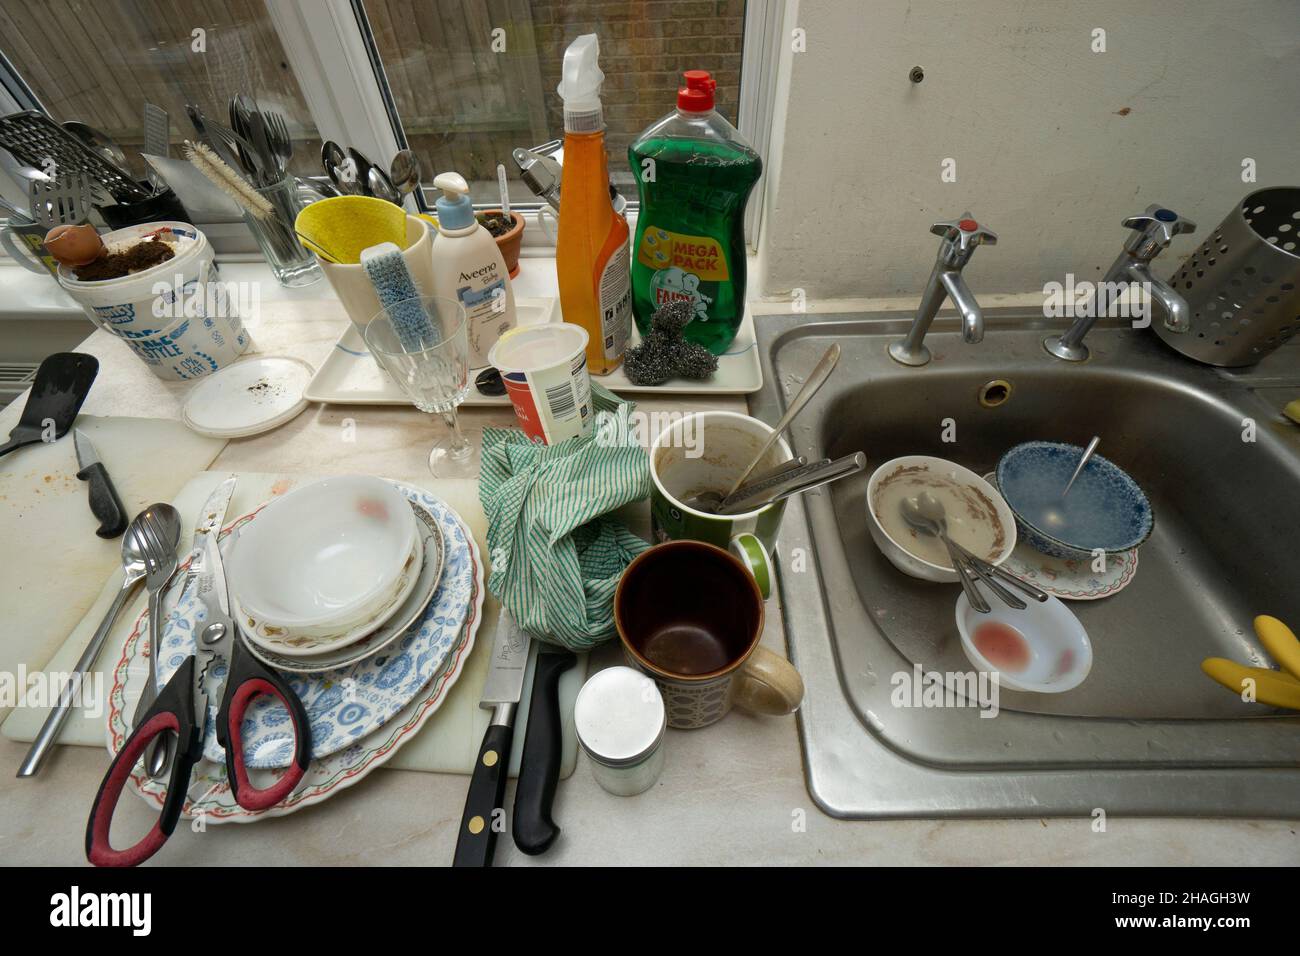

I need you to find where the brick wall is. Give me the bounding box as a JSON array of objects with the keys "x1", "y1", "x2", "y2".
[
  {"x1": 530, "y1": 0, "x2": 746, "y2": 184},
  {"x1": 377, "y1": 0, "x2": 747, "y2": 192}
]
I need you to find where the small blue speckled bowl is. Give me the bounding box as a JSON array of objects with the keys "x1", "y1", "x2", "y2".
[{"x1": 995, "y1": 441, "x2": 1153, "y2": 560}]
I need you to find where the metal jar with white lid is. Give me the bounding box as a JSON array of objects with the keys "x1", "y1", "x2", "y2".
[{"x1": 574, "y1": 665, "x2": 666, "y2": 797}]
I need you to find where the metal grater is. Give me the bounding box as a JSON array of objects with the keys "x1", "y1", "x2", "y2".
[
  {"x1": 0, "y1": 110, "x2": 150, "y2": 202},
  {"x1": 142, "y1": 102, "x2": 169, "y2": 190},
  {"x1": 1159, "y1": 187, "x2": 1300, "y2": 367}
]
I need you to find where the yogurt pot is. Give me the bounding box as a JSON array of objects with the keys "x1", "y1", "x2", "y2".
[
  {"x1": 57, "y1": 221, "x2": 213, "y2": 336},
  {"x1": 487, "y1": 322, "x2": 593, "y2": 445}
]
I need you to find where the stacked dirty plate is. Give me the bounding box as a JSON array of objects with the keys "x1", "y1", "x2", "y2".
[
  {"x1": 118, "y1": 475, "x2": 482, "y2": 814},
  {"x1": 224, "y1": 476, "x2": 448, "y2": 673}
]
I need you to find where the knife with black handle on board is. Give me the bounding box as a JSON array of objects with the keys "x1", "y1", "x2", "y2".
[
  {"x1": 512, "y1": 648, "x2": 576, "y2": 856},
  {"x1": 73, "y1": 429, "x2": 127, "y2": 538},
  {"x1": 453, "y1": 610, "x2": 530, "y2": 867}
]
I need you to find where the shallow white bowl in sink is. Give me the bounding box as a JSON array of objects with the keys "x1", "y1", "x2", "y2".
[
  {"x1": 865, "y1": 454, "x2": 1016, "y2": 583},
  {"x1": 955, "y1": 591, "x2": 1093, "y2": 693},
  {"x1": 228, "y1": 475, "x2": 418, "y2": 637}
]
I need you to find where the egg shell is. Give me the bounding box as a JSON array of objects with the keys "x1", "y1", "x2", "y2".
[{"x1": 43, "y1": 224, "x2": 105, "y2": 267}]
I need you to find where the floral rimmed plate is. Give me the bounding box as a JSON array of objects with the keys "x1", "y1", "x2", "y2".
[
  {"x1": 984, "y1": 472, "x2": 1138, "y2": 600},
  {"x1": 103, "y1": 485, "x2": 484, "y2": 823},
  {"x1": 145, "y1": 484, "x2": 475, "y2": 768}
]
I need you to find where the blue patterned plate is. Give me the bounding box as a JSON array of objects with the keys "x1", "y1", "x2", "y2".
[{"x1": 156, "y1": 483, "x2": 475, "y2": 769}]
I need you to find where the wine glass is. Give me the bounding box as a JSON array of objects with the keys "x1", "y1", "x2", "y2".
[{"x1": 364, "y1": 295, "x2": 475, "y2": 477}]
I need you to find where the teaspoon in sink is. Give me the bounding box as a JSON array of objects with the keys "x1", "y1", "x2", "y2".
[{"x1": 902, "y1": 493, "x2": 1050, "y2": 611}]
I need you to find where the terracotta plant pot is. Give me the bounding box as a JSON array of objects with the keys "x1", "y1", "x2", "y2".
[{"x1": 477, "y1": 210, "x2": 524, "y2": 278}]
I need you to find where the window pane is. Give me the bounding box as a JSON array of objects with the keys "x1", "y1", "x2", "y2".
[
  {"x1": 0, "y1": 0, "x2": 323, "y2": 184},
  {"x1": 362, "y1": 0, "x2": 747, "y2": 204}
]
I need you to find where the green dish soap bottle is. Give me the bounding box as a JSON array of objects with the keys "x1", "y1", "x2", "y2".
[{"x1": 629, "y1": 70, "x2": 762, "y2": 355}]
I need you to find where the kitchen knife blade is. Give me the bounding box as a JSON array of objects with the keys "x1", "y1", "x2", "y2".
[
  {"x1": 73, "y1": 429, "x2": 127, "y2": 539},
  {"x1": 453, "y1": 610, "x2": 531, "y2": 867},
  {"x1": 178, "y1": 476, "x2": 237, "y2": 600},
  {"x1": 512, "y1": 647, "x2": 576, "y2": 856}
]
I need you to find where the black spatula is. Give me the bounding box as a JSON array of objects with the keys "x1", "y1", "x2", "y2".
[{"x1": 0, "y1": 352, "x2": 99, "y2": 460}]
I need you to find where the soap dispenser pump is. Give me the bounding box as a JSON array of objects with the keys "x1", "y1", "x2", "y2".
[{"x1": 429, "y1": 171, "x2": 517, "y2": 367}]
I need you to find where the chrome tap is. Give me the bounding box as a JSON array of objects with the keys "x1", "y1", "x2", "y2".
[
  {"x1": 1044, "y1": 205, "x2": 1196, "y2": 362},
  {"x1": 889, "y1": 214, "x2": 997, "y2": 367}
]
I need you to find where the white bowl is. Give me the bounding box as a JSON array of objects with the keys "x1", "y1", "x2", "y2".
[
  {"x1": 955, "y1": 591, "x2": 1093, "y2": 693},
  {"x1": 865, "y1": 455, "x2": 1016, "y2": 583},
  {"x1": 227, "y1": 476, "x2": 418, "y2": 635},
  {"x1": 236, "y1": 532, "x2": 422, "y2": 656}
]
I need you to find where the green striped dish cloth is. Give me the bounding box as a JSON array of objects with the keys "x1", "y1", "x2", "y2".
[{"x1": 479, "y1": 384, "x2": 650, "y2": 650}]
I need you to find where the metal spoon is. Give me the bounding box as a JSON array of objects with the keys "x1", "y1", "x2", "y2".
[
  {"x1": 367, "y1": 164, "x2": 401, "y2": 204},
  {"x1": 720, "y1": 343, "x2": 840, "y2": 501},
  {"x1": 128, "y1": 503, "x2": 183, "y2": 778},
  {"x1": 900, "y1": 494, "x2": 991, "y2": 613},
  {"x1": 322, "y1": 141, "x2": 358, "y2": 194},
  {"x1": 390, "y1": 148, "x2": 429, "y2": 212},
  {"x1": 348, "y1": 147, "x2": 376, "y2": 196},
  {"x1": 717, "y1": 452, "x2": 866, "y2": 515},
  {"x1": 906, "y1": 492, "x2": 1049, "y2": 606},
  {"x1": 684, "y1": 456, "x2": 808, "y2": 513},
  {"x1": 1062, "y1": 436, "x2": 1100, "y2": 498},
  {"x1": 16, "y1": 520, "x2": 150, "y2": 777}
]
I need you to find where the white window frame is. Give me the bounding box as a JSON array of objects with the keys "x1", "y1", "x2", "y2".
[
  {"x1": 267, "y1": 0, "x2": 783, "y2": 252},
  {"x1": 2, "y1": 0, "x2": 783, "y2": 260}
]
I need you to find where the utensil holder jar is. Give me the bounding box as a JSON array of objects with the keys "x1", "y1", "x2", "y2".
[
  {"x1": 1157, "y1": 187, "x2": 1300, "y2": 367},
  {"x1": 245, "y1": 177, "x2": 322, "y2": 288}
]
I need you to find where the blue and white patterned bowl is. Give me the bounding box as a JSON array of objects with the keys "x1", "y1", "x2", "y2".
[{"x1": 995, "y1": 441, "x2": 1153, "y2": 560}]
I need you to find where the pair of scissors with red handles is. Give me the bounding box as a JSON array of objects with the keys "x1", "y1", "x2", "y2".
[{"x1": 86, "y1": 520, "x2": 311, "y2": 867}]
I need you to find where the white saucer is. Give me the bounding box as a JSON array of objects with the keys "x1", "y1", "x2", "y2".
[{"x1": 183, "y1": 356, "x2": 314, "y2": 437}]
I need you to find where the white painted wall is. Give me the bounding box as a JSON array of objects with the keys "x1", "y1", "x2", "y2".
[{"x1": 755, "y1": 0, "x2": 1300, "y2": 300}]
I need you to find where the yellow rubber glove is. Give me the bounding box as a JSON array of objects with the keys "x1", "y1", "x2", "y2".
[
  {"x1": 1201, "y1": 658, "x2": 1300, "y2": 710},
  {"x1": 1254, "y1": 615, "x2": 1300, "y2": 680}
]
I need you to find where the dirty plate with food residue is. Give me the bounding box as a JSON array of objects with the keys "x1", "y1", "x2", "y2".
[
  {"x1": 866, "y1": 454, "x2": 1016, "y2": 583},
  {"x1": 182, "y1": 355, "x2": 314, "y2": 438},
  {"x1": 224, "y1": 475, "x2": 420, "y2": 655}
]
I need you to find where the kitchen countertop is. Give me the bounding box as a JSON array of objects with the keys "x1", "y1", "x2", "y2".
[{"x1": 1, "y1": 260, "x2": 1296, "y2": 866}]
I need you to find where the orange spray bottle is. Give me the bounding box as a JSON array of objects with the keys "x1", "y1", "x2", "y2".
[{"x1": 555, "y1": 34, "x2": 632, "y2": 375}]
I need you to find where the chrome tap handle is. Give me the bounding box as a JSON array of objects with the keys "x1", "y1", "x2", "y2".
[
  {"x1": 1120, "y1": 205, "x2": 1196, "y2": 260},
  {"x1": 930, "y1": 213, "x2": 997, "y2": 267},
  {"x1": 889, "y1": 213, "x2": 996, "y2": 366}
]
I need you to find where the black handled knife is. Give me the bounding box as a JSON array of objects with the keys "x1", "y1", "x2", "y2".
[
  {"x1": 512, "y1": 647, "x2": 576, "y2": 855},
  {"x1": 453, "y1": 610, "x2": 530, "y2": 867},
  {"x1": 73, "y1": 429, "x2": 127, "y2": 539}
]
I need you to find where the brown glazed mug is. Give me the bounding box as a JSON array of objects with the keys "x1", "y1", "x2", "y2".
[{"x1": 614, "y1": 540, "x2": 804, "y2": 729}]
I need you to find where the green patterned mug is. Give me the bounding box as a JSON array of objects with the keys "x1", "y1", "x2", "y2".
[{"x1": 649, "y1": 410, "x2": 790, "y2": 599}]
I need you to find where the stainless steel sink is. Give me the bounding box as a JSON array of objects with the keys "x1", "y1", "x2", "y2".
[{"x1": 751, "y1": 308, "x2": 1300, "y2": 818}]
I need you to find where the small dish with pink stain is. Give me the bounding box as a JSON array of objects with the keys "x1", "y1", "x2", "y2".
[{"x1": 955, "y1": 590, "x2": 1093, "y2": 693}]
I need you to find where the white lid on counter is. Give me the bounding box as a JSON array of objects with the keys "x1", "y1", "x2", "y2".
[{"x1": 574, "y1": 665, "x2": 665, "y2": 767}]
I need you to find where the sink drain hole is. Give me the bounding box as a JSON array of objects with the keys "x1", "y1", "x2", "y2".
[{"x1": 979, "y1": 380, "x2": 1013, "y2": 408}]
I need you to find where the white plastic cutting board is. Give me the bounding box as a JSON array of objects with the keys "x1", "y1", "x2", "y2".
[
  {"x1": 0, "y1": 416, "x2": 224, "y2": 715},
  {"x1": 2, "y1": 470, "x2": 584, "y2": 777}
]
